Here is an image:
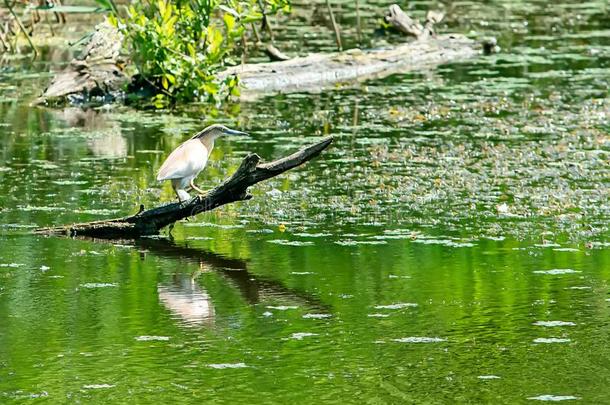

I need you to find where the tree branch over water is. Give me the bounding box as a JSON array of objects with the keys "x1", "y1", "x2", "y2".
[{"x1": 35, "y1": 136, "x2": 333, "y2": 239}]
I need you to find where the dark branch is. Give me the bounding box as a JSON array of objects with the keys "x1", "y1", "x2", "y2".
[{"x1": 34, "y1": 136, "x2": 333, "y2": 239}]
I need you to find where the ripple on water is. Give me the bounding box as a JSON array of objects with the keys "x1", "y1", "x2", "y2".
[
  {"x1": 374, "y1": 303, "x2": 418, "y2": 310},
  {"x1": 533, "y1": 269, "x2": 581, "y2": 275},
  {"x1": 533, "y1": 338, "x2": 571, "y2": 344},
  {"x1": 268, "y1": 239, "x2": 314, "y2": 246},
  {"x1": 478, "y1": 375, "x2": 501, "y2": 380},
  {"x1": 290, "y1": 332, "x2": 318, "y2": 340},
  {"x1": 83, "y1": 384, "x2": 115, "y2": 389},
  {"x1": 533, "y1": 321, "x2": 576, "y2": 327},
  {"x1": 80, "y1": 283, "x2": 118, "y2": 289},
  {"x1": 302, "y1": 313, "x2": 331, "y2": 319},
  {"x1": 207, "y1": 363, "x2": 248, "y2": 369},
  {"x1": 392, "y1": 337, "x2": 446, "y2": 343},
  {"x1": 135, "y1": 336, "x2": 170, "y2": 341},
  {"x1": 412, "y1": 238, "x2": 476, "y2": 248},
  {"x1": 334, "y1": 239, "x2": 388, "y2": 246},
  {"x1": 293, "y1": 232, "x2": 332, "y2": 238},
  {"x1": 527, "y1": 395, "x2": 580, "y2": 401},
  {"x1": 266, "y1": 305, "x2": 298, "y2": 311}
]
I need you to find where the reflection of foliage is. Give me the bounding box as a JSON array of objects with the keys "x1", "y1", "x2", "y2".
[{"x1": 109, "y1": 0, "x2": 290, "y2": 108}]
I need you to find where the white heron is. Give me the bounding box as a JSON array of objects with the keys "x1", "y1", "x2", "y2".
[{"x1": 157, "y1": 124, "x2": 248, "y2": 201}]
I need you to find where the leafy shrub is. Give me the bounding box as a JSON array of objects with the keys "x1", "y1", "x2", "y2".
[{"x1": 109, "y1": 0, "x2": 290, "y2": 107}]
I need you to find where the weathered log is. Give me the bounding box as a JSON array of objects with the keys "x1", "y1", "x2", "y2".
[
  {"x1": 35, "y1": 136, "x2": 333, "y2": 239},
  {"x1": 264, "y1": 43, "x2": 291, "y2": 61},
  {"x1": 384, "y1": 4, "x2": 444, "y2": 40},
  {"x1": 32, "y1": 21, "x2": 128, "y2": 106},
  {"x1": 222, "y1": 33, "x2": 477, "y2": 95}
]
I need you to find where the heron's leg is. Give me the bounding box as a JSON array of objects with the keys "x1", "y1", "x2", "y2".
[
  {"x1": 190, "y1": 179, "x2": 208, "y2": 195},
  {"x1": 173, "y1": 188, "x2": 182, "y2": 201}
]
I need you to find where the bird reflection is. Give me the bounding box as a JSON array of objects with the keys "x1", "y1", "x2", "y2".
[
  {"x1": 157, "y1": 272, "x2": 215, "y2": 327},
  {"x1": 135, "y1": 238, "x2": 327, "y2": 327}
]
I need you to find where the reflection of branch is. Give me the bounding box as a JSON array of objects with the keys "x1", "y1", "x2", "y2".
[{"x1": 136, "y1": 238, "x2": 329, "y2": 310}]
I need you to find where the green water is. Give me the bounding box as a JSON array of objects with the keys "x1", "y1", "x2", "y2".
[{"x1": 0, "y1": 0, "x2": 609, "y2": 403}]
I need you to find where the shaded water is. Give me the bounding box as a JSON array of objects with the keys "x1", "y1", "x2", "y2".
[{"x1": 0, "y1": 0, "x2": 609, "y2": 403}]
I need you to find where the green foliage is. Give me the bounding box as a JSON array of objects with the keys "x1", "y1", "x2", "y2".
[{"x1": 110, "y1": 0, "x2": 290, "y2": 107}]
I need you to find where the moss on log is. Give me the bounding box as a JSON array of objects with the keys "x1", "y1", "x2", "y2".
[{"x1": 35, "y1": 136, "x2": 333, "y2": 239}]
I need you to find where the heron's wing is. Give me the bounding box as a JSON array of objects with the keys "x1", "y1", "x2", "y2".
[{"x1": 157, "y1": 140, "x2": 208, "y2": 181}]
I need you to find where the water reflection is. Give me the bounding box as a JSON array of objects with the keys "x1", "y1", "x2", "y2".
[
  {"x1": 49, "y1": 108, "x2": 128, "y2": 158},
  {"x1": 157, "y1": 274, "x2": 215, "y2": 327},
  {"x1": 135, "y1": 238, "x2": 328, "y2": 327}
]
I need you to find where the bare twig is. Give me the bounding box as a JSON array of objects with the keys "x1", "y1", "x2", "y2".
[
  {"x1": 3, "y1": 0, "x2": 38, "y2": 58},
  {"x1": 257, "y1": 0, "x2": 274, "y2": 42},
  {"x1": 325, "y1": 0, "x2": 342, "y2": 51},
  {"x1": 355, "y1": 0, "x2": 362, "y2": 44}
]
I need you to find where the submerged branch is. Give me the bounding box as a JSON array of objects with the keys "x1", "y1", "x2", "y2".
[{"x1": 35, "y1": 136, "x2": 334, "y2": 239}]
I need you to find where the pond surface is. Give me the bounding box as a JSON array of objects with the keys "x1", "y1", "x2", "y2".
[{"x1": 0, "y1": 0, "x2": 609, "y2": 403}]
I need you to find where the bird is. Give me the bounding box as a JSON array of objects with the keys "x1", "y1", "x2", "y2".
[{"x1": 157, "y1": 124, "x2": 248, "y2": 201}]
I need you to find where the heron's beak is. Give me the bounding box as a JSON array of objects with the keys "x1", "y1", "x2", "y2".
[{"x1": 223, "y1": 128, "x2": 249, "y2": 136}]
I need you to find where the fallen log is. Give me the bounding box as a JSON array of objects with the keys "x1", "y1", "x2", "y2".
[
  {"x1": 34, "y1": 5, "x2": 484, "y2": 106},
  {"x1": 222, "y1": 33, "x2": 477, "y2": 95},
  {"x1": 32, "y1": 21, "x2": 128, "y2": 106},
  {"x1": 35, "y1": 136, "x2": 333, "y2": 239}
]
